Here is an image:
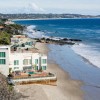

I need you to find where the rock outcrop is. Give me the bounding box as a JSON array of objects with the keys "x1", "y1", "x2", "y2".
[
  {"x1": 0, "y1": 73, "x2": 22, "y2": 100},
  {"x1": 35, "y1": 37, "x2": 82, "y2": 45}
]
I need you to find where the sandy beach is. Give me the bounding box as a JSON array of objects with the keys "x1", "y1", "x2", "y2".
[{"x1": 16, "y1": 43, "x2": 84, "y2": 100}]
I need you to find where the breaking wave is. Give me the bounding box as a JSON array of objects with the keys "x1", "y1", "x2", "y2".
[
  {"x1": 72, "y1": 43, "x2": 100, "y2": 68},
  {"x1": 24, "y1": 25, "x2": 44, "y2": 38}
]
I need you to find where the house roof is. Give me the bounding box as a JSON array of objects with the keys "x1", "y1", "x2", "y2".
[
  {"x1": 11, "y1": 48, "x2": 39, "y2": 53},
  {"x1": 12, "y1": 35, "x2": 26, "y2": 38},
  {"x1": 0, "y1": 26, "x2": 4, "y2": 29}
]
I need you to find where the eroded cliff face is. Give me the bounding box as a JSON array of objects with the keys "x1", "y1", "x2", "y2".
[{"x1": 0, "y1": 73, "x2": 22, "y2": 100}]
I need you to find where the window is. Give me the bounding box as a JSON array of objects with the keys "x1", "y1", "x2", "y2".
[
  {"x1": 29, "y1": 59, "x2": 32, "y2": 64},
  {"x1": 29, "y1": 42, "x2": 33, "y2": 46},
  {"x1": 21, "y1": 43, "x2": 25, "y2": 47},
  {"x1": 42, "y1": 66, "x2": 46, "y2": 70},
  {"x1": 42, "y1": 59, "x2": 47, "y2": 64},
  {"x1": 14, "y1": 67, "x2": 19, "y2": 69},
  {"x1": 23, "y1": 59, "x2": 32, "y2": 65},
  {"x1": 14, "y1": 60, "x2": 19, "y2": 65},
  {"x1": 35, "y1": 66, "x2": 38, "y2": 70},
  {"x1": 0, "y1": 59, "x2": 6, "y2": 64},
  {"x1": 25, "y1": 42, "x2": 28, "y2": 45},
  {"x1": 23, "y1": 59, "x2": 27, "y2": 65},
  {"x1": 0, "y1": 52, "x2": 6, "y2": 57},
  {"x1": 35, "y1": 59, "x2": 38, "y2": 64},
  {"x1": 28, "y1": 42, "x2": 30, "y2": 45},
  {"x1": 23, "y1": 59, "x2": 28, "y2": 65}
]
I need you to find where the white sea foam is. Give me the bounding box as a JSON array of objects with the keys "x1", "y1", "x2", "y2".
[
  {"x1": 27, "y1": 25, "x2": 36, "y2": 30},
  {"x1": 42, "y1": 35, "x2": 64, "y2": 40},
  {"x1": 71, "y1": 43, "x2": 100, "y2": 68},
  {"x1": 24, "y1": 25, "x2": 44, "y2": 38}
]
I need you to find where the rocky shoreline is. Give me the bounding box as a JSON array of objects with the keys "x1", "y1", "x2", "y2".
[{"x1": 34, "y1": 37, "x2": 82, "y2": 45}]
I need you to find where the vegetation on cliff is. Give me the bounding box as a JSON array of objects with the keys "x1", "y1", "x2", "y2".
[
  {"x1": 0, "y1": 31, "x2": 11, "y2": 45},
  {"x1": 0, "y1": 18, "x2": 24, "y2": 45},
  {"x1": 0, "y1": 73, "x2": 22, "y2": 100}
]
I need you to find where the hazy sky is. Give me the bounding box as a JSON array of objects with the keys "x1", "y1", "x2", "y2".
[{"x1": 0, "y1": 0, "x2": 100, "y2": 15}]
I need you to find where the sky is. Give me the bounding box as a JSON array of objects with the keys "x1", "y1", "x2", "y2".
[{"x1": 0, "y1": 0, "x2": 100, "y2": 15}]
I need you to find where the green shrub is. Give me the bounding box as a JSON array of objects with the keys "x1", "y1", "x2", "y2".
[{"x1": 0, "y1": 31, "x2": 11, "y2": 45}]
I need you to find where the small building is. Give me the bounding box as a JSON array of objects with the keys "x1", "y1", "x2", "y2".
[
  {"x1": 11, "y1": 35, "x2": 36, "y2": 48},
  {"x1": 11, "y1": 35, "x2": 26, "y2": 44},
  {"x1": 4, "y1": 21, "x2": 14, "y2": 25},
  {"x1": 0, "y1": 26, "x2": 4, "y2": 31}
]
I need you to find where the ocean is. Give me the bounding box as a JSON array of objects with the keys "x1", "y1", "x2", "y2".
[
  {"x1": 14, "y1": 18, "x2": 100, "y2": 68},
  {"x1": 14, "y1": 18, "x2": 100, "y2": 100}
]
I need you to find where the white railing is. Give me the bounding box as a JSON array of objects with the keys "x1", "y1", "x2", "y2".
[{"x1": 13, "y1": 75, "x2": 57, "y2": 82}]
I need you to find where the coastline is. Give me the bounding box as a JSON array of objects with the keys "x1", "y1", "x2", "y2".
[
  {"x1": 13, "y1": 18, "x2": 100, "y2": 100},
  {"x1": 12, "y1": 18, "x2": 80, "y2": 21},
  {"x1": 77, "y1": 53, "x2": 99, "y2": 68},
  {"x1": 12, "y1": 17, "x2": 99, "y2": 21},
  {"x1": 17, "y1": 42, "x2": 84, "y2": 100},
  {"x1": 13, "y1": 18, "x2": 100, "y2": 70}
]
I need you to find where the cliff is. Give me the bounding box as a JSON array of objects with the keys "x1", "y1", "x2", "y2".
[{"x1": 0, "y1": 73, "x2": 22, "y2": 100}]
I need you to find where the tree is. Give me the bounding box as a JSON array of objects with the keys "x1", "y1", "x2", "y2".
[{"x1": 0, "y1": 31, "x2": 11, "y2": 45}]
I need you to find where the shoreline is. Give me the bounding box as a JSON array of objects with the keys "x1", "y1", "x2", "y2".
[
  {"x1": 12, "y1": 17, "x2": 100, "y2": 21},
  {"x1": 13, "y1": 18, "x2": 100, "y2": 69},
  {"x1": 36, "y1": 43, "x2": 84, "y2": 100},
  {"x1": 71, "y1": 44, "x2": 100, "y2": 69},
  {"x1": 13, "y1": 18, "x2": 100, "y2": 100},
  {"x1": 78, "y1": 53, "x2": 99, "y2": 68},
  {"x1": 12, "y1": 18, "x2": 75, "y2": 21},
  {"x1": 16, "y1": 42, "x2": 84, "y2": 100}
]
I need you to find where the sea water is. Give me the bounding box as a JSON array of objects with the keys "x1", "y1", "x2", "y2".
[
  {"x1": 14, "y1": 19, "x2": 100, "y2": 100},
  {"x1": 15, "y1": 18, "x2": 100, "y2": 68}
]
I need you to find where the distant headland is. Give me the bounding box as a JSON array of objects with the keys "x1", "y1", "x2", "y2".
[{"x1": 0, "y1": 13, "x2": 100, "y2": 19}]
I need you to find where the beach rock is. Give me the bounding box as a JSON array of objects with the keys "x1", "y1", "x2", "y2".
[
  {"x1": 34, "y1": 37, "x2": 80, "y2": 45},
  {"x1": 62, "y1": 38, "x2": 68, "y2": 41},
  {"x1": 69, "y1": 39, "x2": 82, "y2": 41}
]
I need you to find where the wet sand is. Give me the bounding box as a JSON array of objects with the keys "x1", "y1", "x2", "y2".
[{"x1": 17, "y1": 43, "x2": 84, "y2": 100}]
